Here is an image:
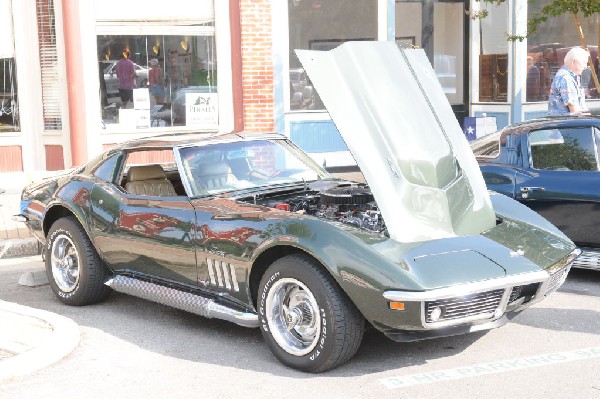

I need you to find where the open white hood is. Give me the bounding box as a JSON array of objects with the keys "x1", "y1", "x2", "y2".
[{"x1": 296, "y1": 41, "x2": 496, "y2": 243}]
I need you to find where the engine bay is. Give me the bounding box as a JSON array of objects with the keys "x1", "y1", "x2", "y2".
[{"x1": 247, "y1": 184, "x2": 388, "y2": 235}]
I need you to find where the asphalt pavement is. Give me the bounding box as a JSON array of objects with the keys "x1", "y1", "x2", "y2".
[{"x1": 1, "y1": 255, "x2": 599, "y2": 398}]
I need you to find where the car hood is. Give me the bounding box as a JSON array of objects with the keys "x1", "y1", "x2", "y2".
[{"x1": 296, "y1": 41, "x2": 496, "y2": 243}]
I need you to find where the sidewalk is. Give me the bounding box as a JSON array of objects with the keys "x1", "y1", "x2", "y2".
[
  {"x1": 0, "y1": 256, "x2": 80, "y2": 383},
  {"x1": 0, "y1": 172, "x2": 45, "y2": 259}
]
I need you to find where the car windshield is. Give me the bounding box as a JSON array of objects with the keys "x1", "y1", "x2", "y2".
[
  {"x1": 178, "y1": 138, "x2": 333, "y2": 197},
  {"x1": 470, "y1": 130, "x2": 503, "y2": 158}
]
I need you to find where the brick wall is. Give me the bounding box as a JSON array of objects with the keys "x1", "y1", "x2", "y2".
[{"x1": 239, "y1": 0, "x2": 275, "y2": 133}]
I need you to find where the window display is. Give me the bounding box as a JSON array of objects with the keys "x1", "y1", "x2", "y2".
[
  {"x1": 0, "y1": 0, "x2": 18, "y2": 133},
  {"x1": 0, "y1": 57, "x2": 18, "y2": 132},
  {"x1": 97, "y1": 34, "x2": 217, "y2": 129}
]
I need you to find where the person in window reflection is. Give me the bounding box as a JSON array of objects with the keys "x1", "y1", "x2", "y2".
[
  {"x1": 548, "y1": 47, "x2": 589, "y2": 115},
  {"x1": 115, "y1": 50, "x2": 136, "y2": 108},
  {"x1": 148, "y1": 58, "x2": 165, "y2": 105},
  {"x1": 526, "y1": 56, "x2": 541, "y2": 101}
]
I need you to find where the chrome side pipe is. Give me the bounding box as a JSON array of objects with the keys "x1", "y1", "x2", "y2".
[{"x1": 105, "y1": 275, "x2": 259, "y2": 328}]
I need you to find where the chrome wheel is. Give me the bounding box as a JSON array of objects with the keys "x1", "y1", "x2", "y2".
[
  {"x1": 265, "y1": 278, "x2": 321, "y2": 356},
  {"x1": 50, "y1": 234, "x2": 80, "y2": 293}
]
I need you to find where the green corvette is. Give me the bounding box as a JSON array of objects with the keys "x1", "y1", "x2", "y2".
[{"x1": 17, "y1": 42, "x2": 579, "y2": 372}]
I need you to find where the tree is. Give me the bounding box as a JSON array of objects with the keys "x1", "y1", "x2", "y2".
[{"x1": 474, "y1": 0, "x2": 600, "y2": 95}]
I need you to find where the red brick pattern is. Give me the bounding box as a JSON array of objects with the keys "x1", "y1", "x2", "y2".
[{"x1": 239, "y1": 0, "x2": 275, "y2": 133}]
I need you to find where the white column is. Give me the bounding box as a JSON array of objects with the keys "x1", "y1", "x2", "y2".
[
  {"x1": 511, "y1": 0, "x2": 528, "y2": 123},
  {"x1": 12, "y1": 0, "x2": 45, "y2": 171}
]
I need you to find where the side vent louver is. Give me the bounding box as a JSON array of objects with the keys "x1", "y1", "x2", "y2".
[{"x1": 207, "y1": 258, "x2": 240, "y2": 292}]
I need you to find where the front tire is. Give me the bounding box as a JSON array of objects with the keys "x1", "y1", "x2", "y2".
[
  {"x1": 258, "y1": 254, "x2": 364, "y2": 372},
  {"x1": 45, "y1": 216, "x2": 111, "y2": 306}
]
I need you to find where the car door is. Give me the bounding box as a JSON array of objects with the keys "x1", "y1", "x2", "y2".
[
  {"x1": 516, "y1": 125, "x2": 600, "y2": 247},
  {"x1": 90, "y1": 151, "x2": 198, "y2": 286},
  {"x1": 191, "y1": 198, "x2": 265, "y2": 305}
]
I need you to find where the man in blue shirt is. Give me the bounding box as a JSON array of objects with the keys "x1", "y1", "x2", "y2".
[{"x1": 548, "y1": 47, "x2": 590, "y2": 115}]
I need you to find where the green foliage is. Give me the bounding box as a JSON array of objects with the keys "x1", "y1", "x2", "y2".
[{"x1": 474, "y1": 0, "x2": 600, "y2": 40}]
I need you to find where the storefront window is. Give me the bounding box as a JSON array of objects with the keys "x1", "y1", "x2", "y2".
[
  {"x1": 478, "y1": 1, "x2": 509, "y2": 103},
  {"x1": 98, "y1": 33, "x2": 217, "y2": 129},
  {"x1": 288, "y1": 0, "x2": 377, "y2": 111},
  {"x1": 0, "y1": 0, "x2": 19, "y2": 132},
  {"x1": 396, "y1": 0, "x2": 465, "y2": 105},
  {"x1": 0, "y1": 58, "x2": 19, "y2": 132},
  {"x1": 526, "y1": 1, "x2": 598, "y2": 102}
]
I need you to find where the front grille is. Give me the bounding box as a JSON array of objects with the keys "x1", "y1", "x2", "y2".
[
  {"x1": 425, "y1": 289, "x2": 504, "y2": 323},
  {"x1": 509, "y1": 283, "x2": 540, "y2": 304},
  {"x1": 545, "y1": 265, "x2": 569, "y2": 294},
  {"x1": 508, "y1": 286, "x2": 523, "y2": 303}
]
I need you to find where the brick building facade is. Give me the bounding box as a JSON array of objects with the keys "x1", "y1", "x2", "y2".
[{"x1": 0, "y1": 0, "x2": 281, "y2": 173}]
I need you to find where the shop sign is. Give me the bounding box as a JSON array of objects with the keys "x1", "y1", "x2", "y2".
[{"x1": 186, "y1": 93, "x2": 218, "y2": 128}]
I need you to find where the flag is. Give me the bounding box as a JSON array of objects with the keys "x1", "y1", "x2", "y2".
[{"x1": 463, "y1": 116, "x2": 497, "y2": 141}]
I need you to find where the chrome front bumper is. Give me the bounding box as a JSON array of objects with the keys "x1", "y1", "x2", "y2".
[
  {"x1": 572, "y1": 248, "x2": 600, "y2": 271},
  {"x1": 383, "y1": 248, "x2": 581, "y2": 330}
]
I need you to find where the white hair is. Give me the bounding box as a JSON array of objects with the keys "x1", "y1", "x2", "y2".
[{"x1": 564, "y1": 47, "x2": 590, "y2": 65}]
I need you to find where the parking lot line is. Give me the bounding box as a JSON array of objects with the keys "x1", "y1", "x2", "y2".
[{"x1": 379, "y1": 346, "x2": 600, "y2": 389}]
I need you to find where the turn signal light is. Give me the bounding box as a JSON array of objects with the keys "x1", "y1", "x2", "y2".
[{"x1": 389, "y1": 301, "x2": 405, "y2": 311}]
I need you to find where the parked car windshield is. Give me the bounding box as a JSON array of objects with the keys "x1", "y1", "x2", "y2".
[{"x1": 178, "y1": 139, "x2": 333, "y2": 197}]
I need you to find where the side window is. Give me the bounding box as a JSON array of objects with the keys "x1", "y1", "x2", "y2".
[
  {"x1": 93, "y1": 153, "x2": 122, "y2": 183},
  {"x1": 529, "y1": 127, "x2": 599, "y2": 171},
  {"x1": 119, "y1": 149, "x2": 186, "y2": 196}
]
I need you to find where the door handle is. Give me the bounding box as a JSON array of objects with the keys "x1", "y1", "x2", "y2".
[{"x1": 520, "y1": 186, "x2": 545, "y2": 199}]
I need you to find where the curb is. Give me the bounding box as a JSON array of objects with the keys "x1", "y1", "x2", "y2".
[
  {"x1": 0, "y1": 238, "x2": 42, "y2": 259},
  {"x1": 0, "y1": 300, "x2": 80, "y2": 383}
]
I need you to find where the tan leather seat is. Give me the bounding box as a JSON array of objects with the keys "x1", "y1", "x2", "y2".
[{"x1": 125, "y1": 164, "x2": 177, "y2": 196}]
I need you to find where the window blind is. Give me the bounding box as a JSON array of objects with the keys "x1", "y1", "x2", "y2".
[{"x1": 37, "y1": 0, "x2": 62, "y2": 131}]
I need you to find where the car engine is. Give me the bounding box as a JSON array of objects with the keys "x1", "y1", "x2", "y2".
[{"x1": 259, "y1": 186, "x2": 387, "y2": 235}]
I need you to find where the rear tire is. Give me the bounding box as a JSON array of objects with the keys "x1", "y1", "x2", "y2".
[
  {"x1": 45, "y1": 216, "x2": 111, "y2": 306},
  {"x1": 258, "y1": 254, "x2": 364, "y2": 372}
]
